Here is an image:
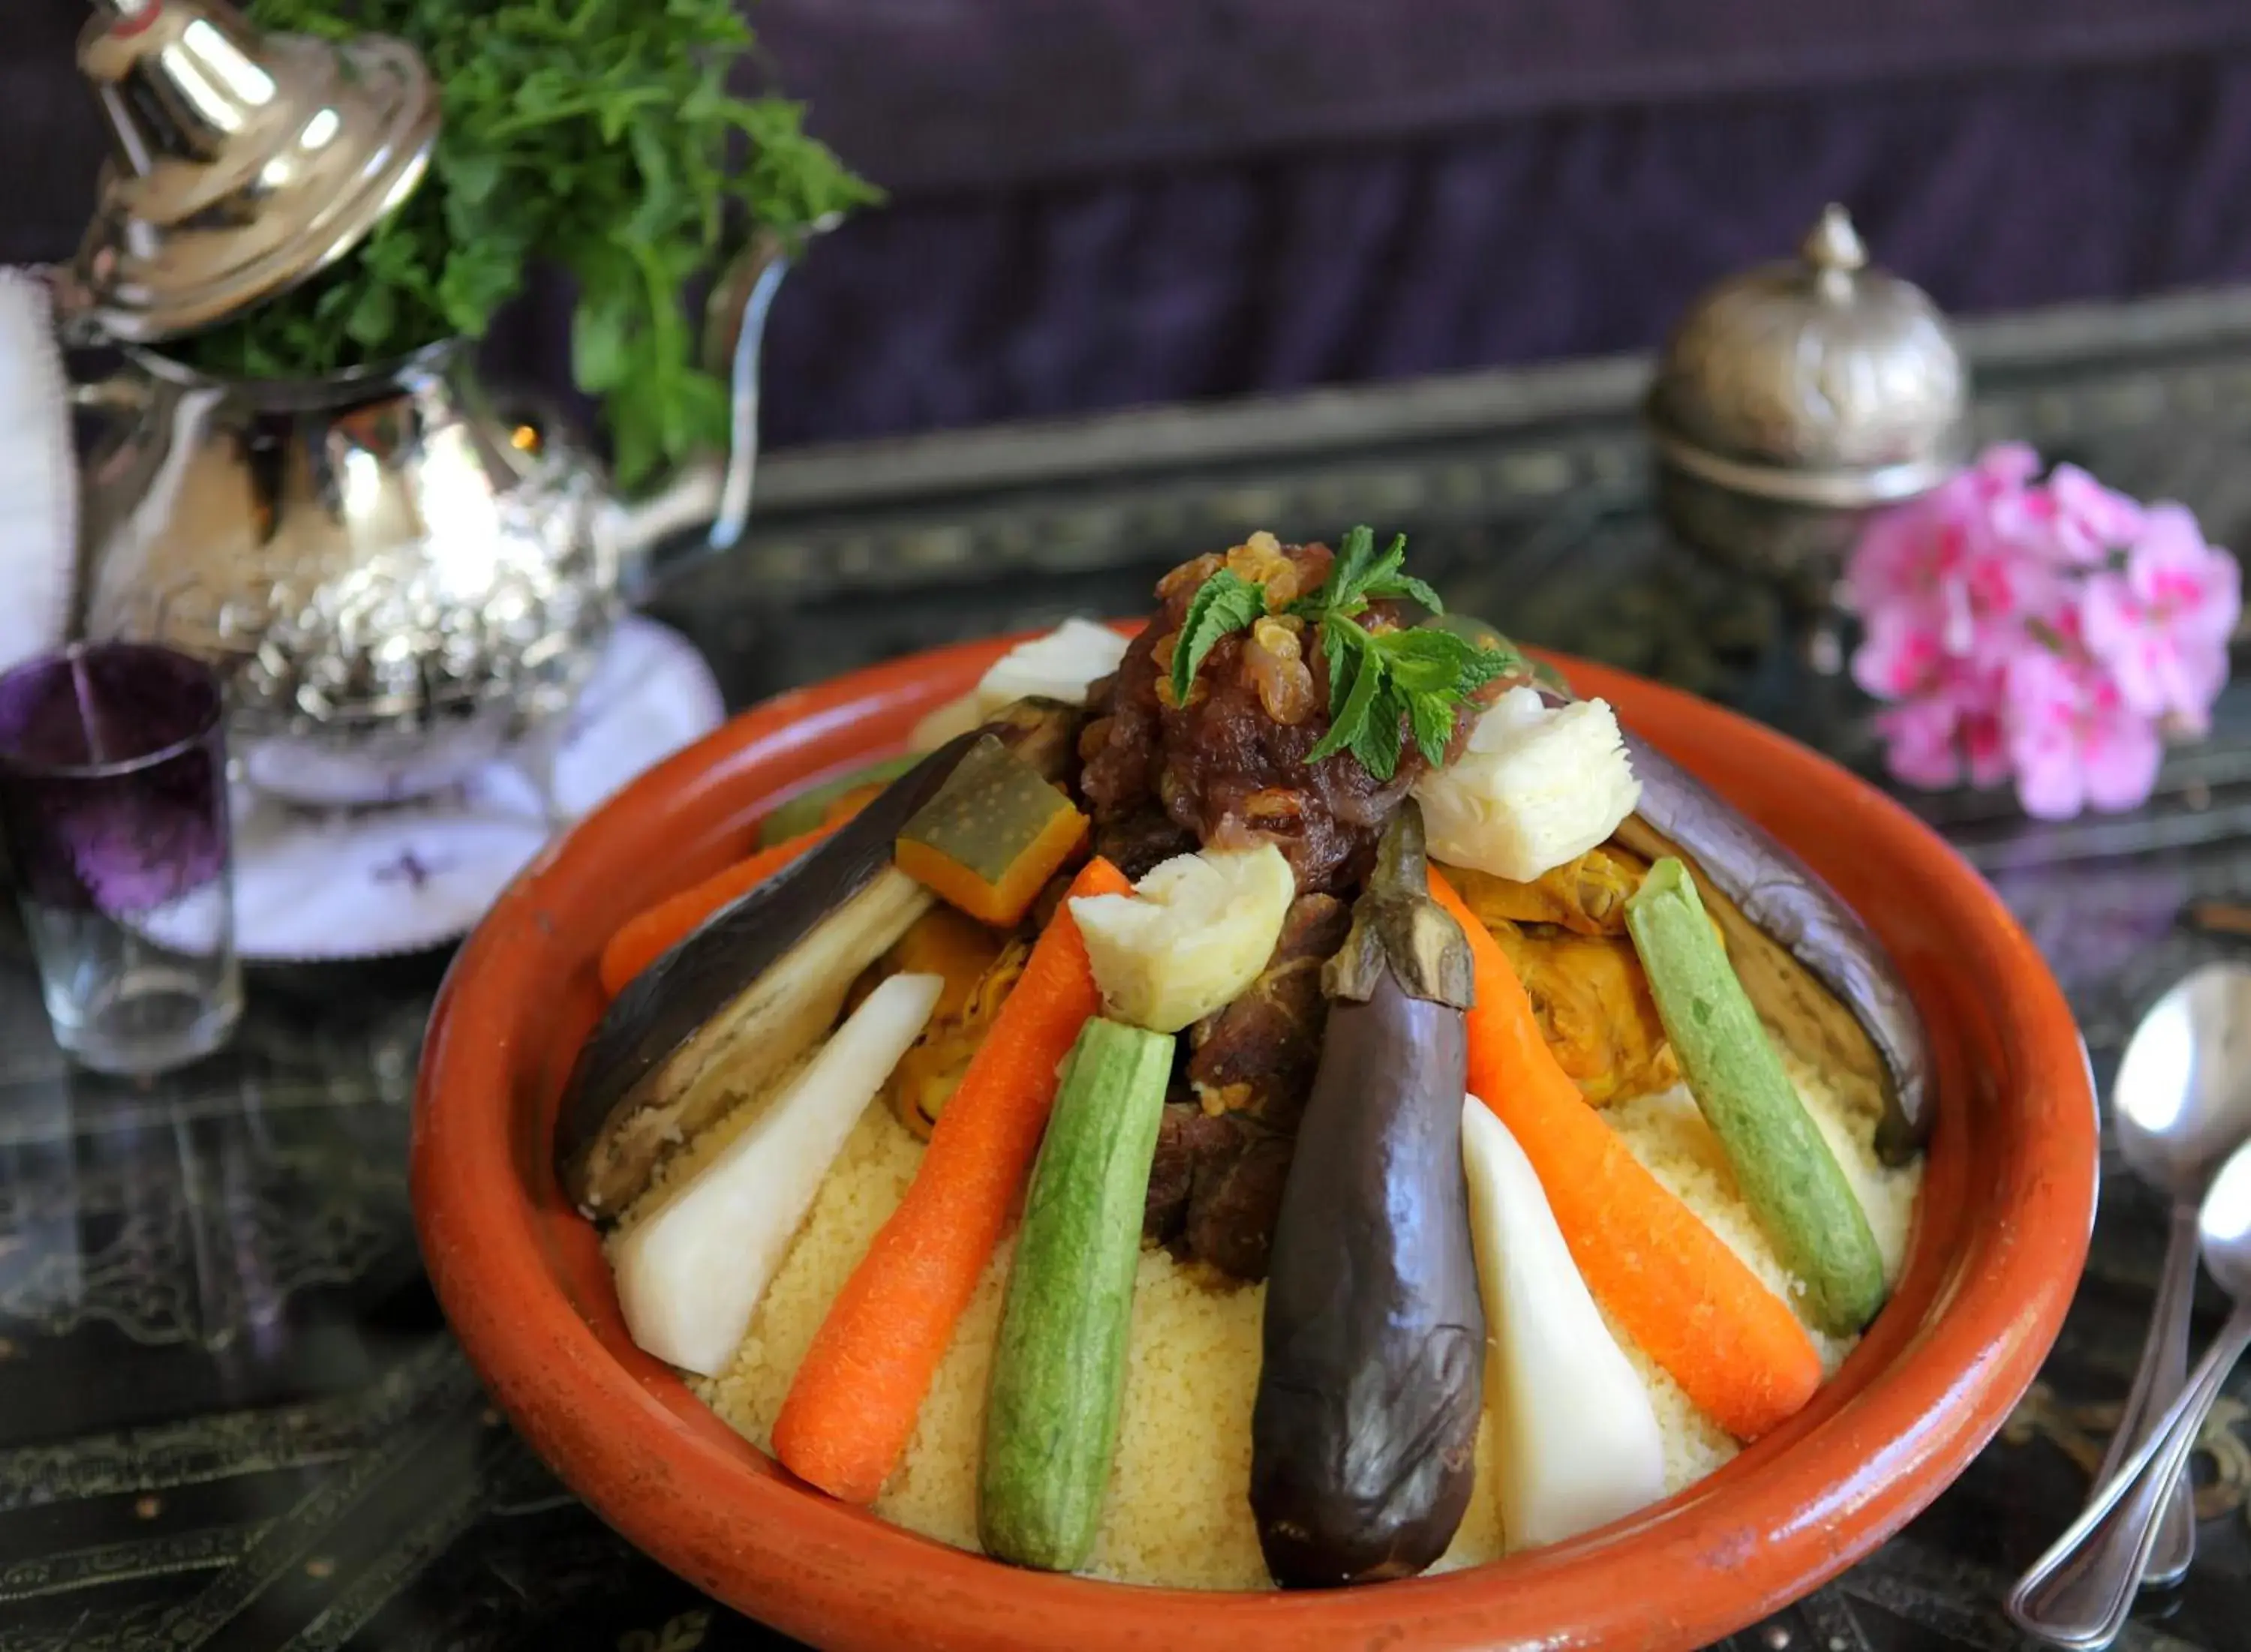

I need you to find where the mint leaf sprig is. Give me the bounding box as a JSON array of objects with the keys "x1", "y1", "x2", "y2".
[
  {"x1": 1303, "y1": 615, "x2": 1511, "y2": 778},
  {"x1": 1171, "y1": 569, "x2": 1267, "y2": 705},
  {"x1": 1162, "y1": 527, "x2": 1518, "y2": 780},
  {"x1": 1291, "y1": 525, "x2": 1444, "y2": 621}
]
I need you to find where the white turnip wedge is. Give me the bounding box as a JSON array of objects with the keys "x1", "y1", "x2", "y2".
[
  {"x1": 613, "y1": 972, "x2": 945, "y2": 1376},
  {"x1": 975, "y1": 617, "x2": 1131, "y2": 711},
  {"x1": 1460, "y1": 1095, "x2": 1666, "y2": 1551},
  {"x1": 1413, "y1": 686, "x2": 1640, "y2": 882},
  {"x1": 909, "y1": 618, "x2": 1132, "y2": 751}
]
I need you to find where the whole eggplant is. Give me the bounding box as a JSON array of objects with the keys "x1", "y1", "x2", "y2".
[
  {"x1": 1617, "y1": 729, "x2": 1931, "y2": 1164},
  {"x1": 556, "y1": 698, "x2": 1082, "y2": 1216},
  {"x1": 1250, "y1": 803, "x2": 1485, "y2": 1588}
]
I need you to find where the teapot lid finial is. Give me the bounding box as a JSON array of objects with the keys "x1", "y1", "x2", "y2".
[
  {"x1": 63, "y1": 0, "x2": 440, "y2": 346},
  {"x1": 1802, "y1": 205, "x2": 1866, "y2": 275}
]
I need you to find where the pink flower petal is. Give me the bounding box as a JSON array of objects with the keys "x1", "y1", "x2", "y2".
[
  {"x1": 1968, "y1": 443, "x2": 2042, "y2": 494},
  {"x1": 1997, "y1": 648, "x2": 2168, "y2": 818},
  {"x1": 2002, "y1": 644, "x2": 2080, "y2": 713},
  {"x1": 2129, "y1": 507, "x2": 2240, "y2": 647},
  {"x1": 2012, "y1": 740, "x2": 2087, "y2": 820},
  {"x1": 2078, "y1": 513, "x2": 2238, "y2": 722},
  {"x1": 1874, "y1": 700, "x2": 1965, "y2": 790},
  {"x1": 1961, "y1": 710, "x2": 2012, "y2": 788},
  {"x1": 2078, "y1": 708, "x2": 2164, "y2": 812},
  {"x1": 2050, "y1": 464, "x2": 2147, "y2": 551},
  {"x1": 2177, "y1": 643, "x2": 2231, "y2": 716},
  {"x1": 1852, "y1": 609, "x2": 1949, "y2": 701}
]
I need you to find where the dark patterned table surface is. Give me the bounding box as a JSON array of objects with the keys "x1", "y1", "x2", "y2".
[{"x1": 14, "y1": 293, "x2": 2251, "y2": 1651}]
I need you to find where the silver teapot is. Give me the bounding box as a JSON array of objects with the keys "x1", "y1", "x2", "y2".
[{"x1": 58, "y1": 0, "x2": 787, "y2": 806}]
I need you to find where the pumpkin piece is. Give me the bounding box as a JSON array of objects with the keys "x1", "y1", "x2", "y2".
[
  {"x1": 895, "y1": 735, "x2": 1090, "y2": 926},
  {"x1": 884, "y1": 906, "x2": 1008, "y2": 1006},
  {"x1": 846, "y1": 902, "x2": 1006, "y2": 1019},
  {"x1": 1445, "y1": 845, "x2": 1726, "y2": 1106}
]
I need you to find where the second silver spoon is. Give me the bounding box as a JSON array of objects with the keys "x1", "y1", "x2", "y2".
[
  {"x1": 2098, "y1": 962, "x2": 2251, "y2": 1584},
  {"x1": 2006, "y1": 1137, "x2": 2251, "y2": 1648}
]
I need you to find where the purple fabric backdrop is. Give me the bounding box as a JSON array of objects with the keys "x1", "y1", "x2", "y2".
[
  {"x1": 749, "y1": 51, "x2": 2251, "y2": 446},
  {"x1": 747, "y1": 0, "x2": 2251, "y2": 190},
  {"x1": 11, "y1": 2, "x2": 2251, "y2": 449}
]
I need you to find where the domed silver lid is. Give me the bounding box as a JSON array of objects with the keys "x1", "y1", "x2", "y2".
[
  {"x1": 62, "y1": 0, "x2": 437, "y2": 346},
  {"x1": 1644, "y1": 205, "x2": 1968, "y2": 509}
]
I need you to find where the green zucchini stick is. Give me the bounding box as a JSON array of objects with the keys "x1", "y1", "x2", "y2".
[
  {"x1": 979, "y1": 1018, "x2": 1174, "y2": 1570},
  {"x1": 1624, "y1": 858, "x2": 1887, "y2": 1337}
]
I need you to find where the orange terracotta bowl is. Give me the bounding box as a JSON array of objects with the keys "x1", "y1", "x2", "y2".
[{"x1": 412, "y1": 638, "x2": 2098, "y2": 1652}]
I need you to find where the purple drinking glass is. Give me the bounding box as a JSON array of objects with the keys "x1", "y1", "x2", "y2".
[{"x1": 0, "y1": 642, "x2": 241, "y2": 1074}]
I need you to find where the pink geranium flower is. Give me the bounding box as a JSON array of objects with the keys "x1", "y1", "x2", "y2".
[
  {"x1": 1841, "y1": 487, "x2": 1976, "y2": 623},
  {"x1": 1988, "y1": 462, "x2": 2146, "y2": 568},
  {"x1": 1871, "y1": 697, "x2": 1966, "y2": 790},
  {"x1": 2078, "y1": 503, "x2": 2240, "y2": 729},
  {"x1": 1869, "y1": 674, "x2": 2013, "y2": 791},
  {"x1": 1850, "y1": 606, "x2": 1949, "y2": 701},
  {"x1": 1847, "y1": 446, "x2": 2237, "y2": 818},
  {"x1": 2002, "y1": 649, "x2": 2165, "y2": 820}
]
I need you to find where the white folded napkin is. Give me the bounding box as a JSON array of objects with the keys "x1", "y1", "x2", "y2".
[
  {"x1": 210, "y1": 614, "x2": 726, "y2": 961},
  {"x1": 0, "y1": 269, "x2": 76, "y2": 676}
]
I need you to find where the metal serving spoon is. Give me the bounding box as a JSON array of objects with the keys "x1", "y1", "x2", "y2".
[
  {"x1": 2090, "y1": 963, "x2": 2251, "y2": 1585},
  {"x1": 2006, "y1": 1136, "x2": 2251, "y2": 1648}
]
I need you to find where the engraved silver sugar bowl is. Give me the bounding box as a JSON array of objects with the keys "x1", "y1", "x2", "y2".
[
  {"x1": 1644, "y1": 204, "x2": 1970, "y2": 612},
  {"x1": 55, "y1": 0, "x2": 787, "y2": 807}
]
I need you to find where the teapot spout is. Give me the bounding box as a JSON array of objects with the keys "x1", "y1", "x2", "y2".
[{"x1": 601, "y1": 458, "x2": 723, "y2": 603}]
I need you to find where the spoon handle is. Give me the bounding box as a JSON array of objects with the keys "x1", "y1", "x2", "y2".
[
  {"x1": 2007, "y1": 1303, "x2": 2251, "y2": 1650},
  {"x1": 2089, "y1": 1200, "x2": 2199, "y2": 1585}
]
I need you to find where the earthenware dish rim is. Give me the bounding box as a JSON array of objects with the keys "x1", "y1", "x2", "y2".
[{"x1": 413, "y1": 637, "x2": 2096, "y2": 1652}]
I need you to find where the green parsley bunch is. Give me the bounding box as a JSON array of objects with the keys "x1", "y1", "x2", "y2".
[{"x1": 178, "y1": 0, "x2": 880, "y2": 488}]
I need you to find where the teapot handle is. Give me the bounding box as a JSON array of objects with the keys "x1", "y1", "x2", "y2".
[
  {"x1": 606, "y1": 217, "x2": 833, "y2": 600},
  {"x1": 699, "y1": 224, "x2": 804, "y2": 553}
]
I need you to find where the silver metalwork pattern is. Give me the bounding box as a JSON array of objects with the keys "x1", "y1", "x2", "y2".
[{"x1": 76, "y1": 344, "x2": 615, "y2": 806}]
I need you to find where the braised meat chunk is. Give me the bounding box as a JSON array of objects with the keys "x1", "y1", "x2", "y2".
[
  {"x1": 1080, "y1": 534, "x2": 1438, "y2": 894},
  {"x1": 1144, "y1": 1101, "x2": 1234, "y2": 1245},
  {"x1": 1091, "y1": 804, "x2": 1199, "y2": 883},
  {"x1": 1186, "y1": 893, "x2": 1351, "y2": 1131},
  {"x1": 1140, "y1": 894, "x2": 1352, "y2": 1278}
]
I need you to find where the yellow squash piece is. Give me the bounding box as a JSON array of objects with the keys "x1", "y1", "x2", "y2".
[
  {"x1": 1444, "y1": 848, "x2": 1646, "y2": 936},
  {"x1": 894, "y1": 734, "x2": 1090, "y2": 927},
  {"x1": 1485, "y1": 922, "x2": 1679, "y2": 1106},
  {"x1": 1443, "y1": 848, "x2": 1679, "y2": 1106},
  {"x1": 882, "y1": 907, "x2": 1008, "y2": 1015}
]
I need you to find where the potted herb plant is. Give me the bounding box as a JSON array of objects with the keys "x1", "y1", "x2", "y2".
[{"x1": 182, "y1": 0, "x2": 876, "y2": 486}]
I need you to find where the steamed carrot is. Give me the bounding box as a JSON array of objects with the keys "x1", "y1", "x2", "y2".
[
  {"x1": 772, "y1": 856, "x2": 1135, "y2": 1503},
  {"x1": 598, "y1": 821, "x2": 844, "y2": 999},
  {"x1": 1430, "y1": 867, "x2": 1823, "y2": 1441}
]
